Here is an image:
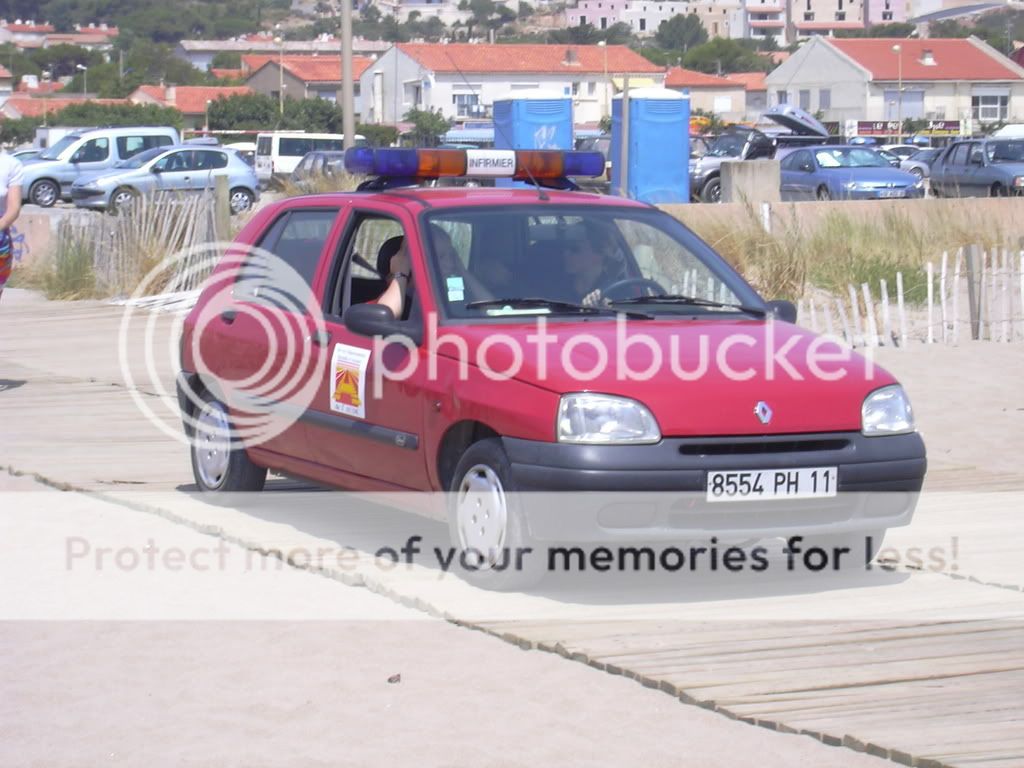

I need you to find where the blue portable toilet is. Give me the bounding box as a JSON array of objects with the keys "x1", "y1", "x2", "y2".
[
  {"x1": 610, "y1": 88, "x2": 690, "y2": 203},
  {"x1": 492, "y1": 89, "x2": 574, "y2": 151}
]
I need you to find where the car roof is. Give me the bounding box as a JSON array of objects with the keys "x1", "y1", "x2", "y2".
[{"x1": 268, "y1": 187, "x2": 653, "y2": 212}]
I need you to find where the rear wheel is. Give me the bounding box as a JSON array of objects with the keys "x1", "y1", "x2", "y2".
[
  {"x1": 29, "y1": 179, "x2": 59, "y2": 208},
  {"x1": 816, "y1": 185, "x2": 832, "y2": 201},
  {"x1": 447, "y1": 438, "x2": 542, "y2": 590},
  {"x1": 700, "y1": 177, "x2": 722, "y2": 204},
  {"x1": 991, "y1": 183, "x2": 1007, "y2": 197},
  {"x1": 190, "y1": 391, "x2": 267, "y2": 493},
  {"x1": 229, "y1": 187, "x2": 255, "y2": 214}
]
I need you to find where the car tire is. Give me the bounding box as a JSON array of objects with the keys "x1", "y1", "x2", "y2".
[
  {"x1": 447, "y1": 438, "x2": 543, "y2": 591},
  {"x1": 799, "y1": 529, "x2": 887, "y2": 570},
  {"x1": 816, "y1": 186, "x2": 831, "y2": 201},
  {"x1": 700, "y1": 177, "x2": 722, "y2": 204},
  {"x1": 189, "y1": 391, "x2": 267, "y2": 493},
  {"x1": 110, "y1": 186, "x2": 138, "y2": 214},
  {"x1": 29, "y1": 179, "x2": 59, "y2": 208},
  {"x1": 991, "y1": 183, "x2": 1007, "y2": 198},
  {"x1": 229, "y1": 187, "x2": 255, "y2": 215}
]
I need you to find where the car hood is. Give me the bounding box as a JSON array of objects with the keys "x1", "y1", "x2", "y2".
[
  {"x1": 825, "y1": 167, "x2": 920, "y2": 186},
  {"x1": 72, "y1": 168, "x2": 137, "y2": 187},
  {"x1": 763, "y1": 105, "x2": 830, "y2": 137},
  {"x1": 436, "y1": 318, "x2": 896, "y2": 436}
]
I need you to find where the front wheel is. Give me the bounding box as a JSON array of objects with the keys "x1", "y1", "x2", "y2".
[
  {"x1": 991, "y1": 183, "x2": 1007, "y2": 198},
  {"x1": 816, "y1": 185, "x2": 832, "y2": 201},
  {"x1": 700, "y1": 177, "x2": 722, "y2": 204},
  {"x1": 229, "y1": 187, "x2": 255, "y2": 214},
  {"x1": 29, "y1": 179, "x2": 59, "y2": 208},
  {"x1": 189, "y1": 391, "x2": 267, "y2": 492},
  {"x1": 110, "y1": 186, "x2": 138, "y2": 213},
  {"x1": 447, "y1": 438, "x2": 542, "y2": 590}
]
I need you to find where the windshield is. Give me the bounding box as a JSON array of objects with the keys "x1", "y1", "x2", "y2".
[
  {"x1": 814, "y1": 148, "x2": 889, "y2": 168},
  {"x1": 39, "y1": 135, "x2": 81, "y2": 160},
  {"x1": 987, "y1": 141, "x2": 1024, "y2": 163},
  {"x1": 114, "y1": 146, "x2": 168, "y2": 169},
  {"x1": 422, "y1": 206, "x2": 760, "y2": 319},
  {"x1": 706, "y1": 133, "x2": 748, "y2": 158}
]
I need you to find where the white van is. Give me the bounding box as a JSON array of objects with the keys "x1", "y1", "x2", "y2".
[
  {"x1": 992, "y1": 124, "x2": 1024, "y2": 138},
  {"x1": 254, "y1": 131, "x2": 366, "y2": 183}
]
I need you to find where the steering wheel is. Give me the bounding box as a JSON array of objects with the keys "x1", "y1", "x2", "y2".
[{"x1": 600, "y1": 277, "x2": 666, "y2": 300}]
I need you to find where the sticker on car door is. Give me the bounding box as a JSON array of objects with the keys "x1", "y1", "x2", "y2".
[{"x1": 330, "y1": 344, "x2": 371, "y2": 419}]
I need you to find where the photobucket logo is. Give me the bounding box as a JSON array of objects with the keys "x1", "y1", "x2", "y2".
[
  {"x1": 370, "y1": 314, "x2": 867, "y2": 396},
  {"x1": 118, "y1": 242, "x2": 326, "y2": 451}
]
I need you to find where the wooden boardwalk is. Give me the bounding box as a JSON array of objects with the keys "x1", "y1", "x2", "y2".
[{"x1": 2, "y1": 292, "x2": 1023, "y2": 767}]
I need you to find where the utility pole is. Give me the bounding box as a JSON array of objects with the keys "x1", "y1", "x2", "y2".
[
  {"x1": 892, "y1": 43, "x2": 903, "y2": 144},
  {"x1": 341, "y1": 0, "x2": 356, "y2": 149}
]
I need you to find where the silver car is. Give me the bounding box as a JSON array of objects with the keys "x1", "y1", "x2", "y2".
[{"x1": 70, "y1": 145, "x2": 259, "y2": 214}]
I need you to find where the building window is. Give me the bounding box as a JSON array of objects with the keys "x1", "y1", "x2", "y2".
[
  {"x1": 804, "y1": 11, "x2": 814, "y2": 19},
  {"x1": 588, "y1": 81, "x2": 597, "y2": 95},
  {"x1": 836, "y1": 11, "x2": 845, "y2": 19},
  {"x1": 838, "y1": 0, "x2": 843, "y2": 7},
  {"x1": 453, "y1": 92, "x2": 480, "y2": 117},
  {"x1": 639, "y1": 17, "x2": 646, "y2": 30},
  {"x1": 777, "y1": 89, "x2": 788, "y2": 104},
  {"x1": 799, "y1": 89, "x2": 811, "y2": 110},
  {"x1": 819, "y1": 88, "x2": 831, "y2": 110},
  {"x1": 601, "y1": 16, "x2": 607, "y2": 28},
  {"x1": 571, "y1": 81, "x2": 581, "y2": 96},
  {"x1": 580, "y1": 15, "x2": 587, "y2": 23},
  {"x1": 882, "y1": 10, "x2": 892, "y2": 18},
  {"x1": 972, "y1": 94, "x2": 1009, "y2": 122}
]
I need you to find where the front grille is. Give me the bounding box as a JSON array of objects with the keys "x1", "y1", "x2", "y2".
[{"x1": 679, "y1": 439, "x2": 850, "y2": 457}]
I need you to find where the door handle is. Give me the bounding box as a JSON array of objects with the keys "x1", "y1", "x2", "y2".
[
  {"x1": 308, "y1": 330, "x2": 332, "y2": 347},
  {"x1": 220, "y1": 309, "x2": 237, "y2": 324}
]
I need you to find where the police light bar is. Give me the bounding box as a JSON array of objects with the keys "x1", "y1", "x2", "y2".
[{"x1": 344, "y1": 147, "x2": 605, "y2": 180}]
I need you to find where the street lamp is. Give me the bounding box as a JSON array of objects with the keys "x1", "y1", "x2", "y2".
[
  {"x1": 597, "y1": 40, "x2": 609, "y2": 120},
  {"x1": 892, "y1": 43, "x2": 903, "y2": 143},
  {"x1": 274, "y1": 32, "x2": 284, "y2": 116},
  {"x1": 76, "y1": 63, "x2": 88, "y2": 96}
]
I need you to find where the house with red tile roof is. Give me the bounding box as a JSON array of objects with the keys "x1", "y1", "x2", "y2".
[
  {"x1": 128, "y1": 85, "x2": 252, "y2": 130},
  {"x1": 0, "y1": 64, "x2": 12, "y2": 96},
  {"x1": 0, "y1": 96, "x2": 129, "y2": 119},
  {"x1": 360, "y1": 43, "x2": 665, "y2": 125},
  {"x1": 765, "y1": 36, "x2": 1024, "y2": 130},
  {"x1": 242, "y1": 55, "x2": 373, "y2": 117},
  {"x1": 726, "y1": 71, "x2": 769, "y2": 117},
  {"x1": 664, "y1": 67, "x2": 747, "y2": 122}
]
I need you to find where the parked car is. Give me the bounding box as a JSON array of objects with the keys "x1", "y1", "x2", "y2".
[
  {"x1": 224, "y1": 141, "x2": 256, "y2": 167},
  {"x1": 876, "y1": 149, "x2": 903, "y2": 168},
  {"x1": 177, "y1": 145, "x2": 926, "y2": 589},
  {"x1": 899, "y1": 147, "x2": 942, "y2": 180},
  {"x1": 70, "y1": 144, "x2": 258, "y2": 214},
  {"x1": 881, "y1": 144, "x2": 924, "y2": 161},
  {"x1": 255, "y1": 131, "x2": 366, "y2": 184},
  {"x1": 691, "y1": 105, "x2": 834, "y2": 203},
  {"x1": 290, "y1": 150, "x2": 347, "y2": 184},
  {"x1": 20, "y1": 126, "x2": 179, "y2": 207},
  {"x1": 930, "y1": 138, "x2": 1024, "y2": 197},
  {"x1": 778, "y1": 145, "x2": 924, "y2": 201}
]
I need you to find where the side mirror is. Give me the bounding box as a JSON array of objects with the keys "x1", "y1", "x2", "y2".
[
  {"x1": 767, "y1": 300, "x2": 798, "y2": 324},
  {"x1": 70, "y1": 153, "x2": 83, "y2": 164},
  {"x1": 343, "y1": 302, "x2": 422, "y2": 345},
  {"x1": 151, "y1": 166, "x2": 163, "y2": 174}
]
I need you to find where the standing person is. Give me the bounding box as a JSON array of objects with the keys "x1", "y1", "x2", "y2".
[{"x1": 0, "y1": 150, "x2": 25, "y2": 303}]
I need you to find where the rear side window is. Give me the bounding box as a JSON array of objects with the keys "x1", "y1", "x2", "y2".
[
  {"x1": 950, "y1": 144, "x2": 969, "y2": 166},
  {"x1": 257, "y1": 136, "x2": 272, "y2": 155},
  {"x1": 279, "y1": 137, "x2": 315, "y2": 157},
  {"x1": 194, "y1": 150, "x2": 228, "y2": 170},
  {"x1": 72, "y1": 137, "x2": 109, "y2": 163},
  {"x1": 236, "y1": 209, "x2": 339, "y2": 308},
  {"x1": 117, "y1": 134, "x2": 174, "y2": 160}
]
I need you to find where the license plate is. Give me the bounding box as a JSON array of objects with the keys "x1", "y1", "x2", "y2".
[
  {"x1": 706, "y1": 467, "x2": 838, "y2": 503},
  {"x1": 877, "y1": 189, "x2": 904, "y2": 198}
]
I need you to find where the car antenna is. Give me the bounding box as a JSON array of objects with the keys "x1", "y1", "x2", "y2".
[{"x1": 442, "y1": 48, "x2": 549, "y2": 201}]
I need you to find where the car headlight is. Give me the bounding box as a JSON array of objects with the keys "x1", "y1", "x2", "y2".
[
  {"x1": 861, "y1": 385, "x2": 915, "y2": 436},
  {"x1": 1013, "y1": 176, "x2": 1024, "y2": 188},
  {"x1": 557, "y1": 393, "x2": 660, "y2": 445}
]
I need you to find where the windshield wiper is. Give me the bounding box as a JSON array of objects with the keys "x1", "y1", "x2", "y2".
[
  {"x1": 610, "y1": 294, "x2": 767, "y2": 317},
  {"x1": 465, "y1": 297, "x2": 652, "y2": 319}
]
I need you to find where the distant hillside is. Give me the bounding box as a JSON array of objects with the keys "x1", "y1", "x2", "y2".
[{"x1": 3, "y1": 0, "x2": 293, "y2": 43}]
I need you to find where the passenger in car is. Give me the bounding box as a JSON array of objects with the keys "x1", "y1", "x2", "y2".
[
  {"x1": 562, "y1": 224, "x2": 625, "y2": 307},
  {"x1": 373, "y1": 235, "x2": 411, "y2": 318}
]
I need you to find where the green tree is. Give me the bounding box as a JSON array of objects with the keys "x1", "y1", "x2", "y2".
[
  {"x1": 549, "y1": 23, "x2": 601, "y2": 44},
  {"x1": 357, "y1": 123, "x2": 400, "y2": 147},
  {"x1": 655, "y1": 14, "x2": 708, "y2": 52},
  {"x1": 403, "y1": 107, "x2": 452, "y2": 146},
  {"x1": 208, "y1": 92, "x2": 280, "y2": 130},
  {"x1": 52, "y1": 101, "x2": 184, "y2": 129},
  {"x1": 211, "y1": 51, "x2": 243, "y2": 69},
  {"x1": 601, "y1": 22, "x2": 633, "y2": 45},
  {"x1": 518, "y1": 2, "x2": 534, "y2": 19},
  {"x1": 683, "y1": 38, "x2": 770, "y2": 74},
  {"x1": 0, "y1": 116, "x2": 42, "y2": 145}
]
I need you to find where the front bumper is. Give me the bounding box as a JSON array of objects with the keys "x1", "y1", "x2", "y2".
[
  {"x1": 844, "y1": 187, "x2": 924, "y2": 200},
  {"x1": 70, "y1": 187, "x2": 109, "y2": 209},
  {"x1": 503, "y1": 431, "x2": 926, "y2": 542}
]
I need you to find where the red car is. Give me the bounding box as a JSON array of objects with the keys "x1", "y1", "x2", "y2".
[{"x1": 178, "y1": 148, "x2": 926, "y2": 587}]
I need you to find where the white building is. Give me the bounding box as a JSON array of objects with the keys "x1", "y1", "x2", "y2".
[{"x1": 360, "y1": 42, "x2": 665, "y2": 125}]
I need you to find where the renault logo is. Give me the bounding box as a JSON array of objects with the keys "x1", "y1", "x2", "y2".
[{"x1": 754, "y1": 401, "x2": 773, "y2": 425}]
